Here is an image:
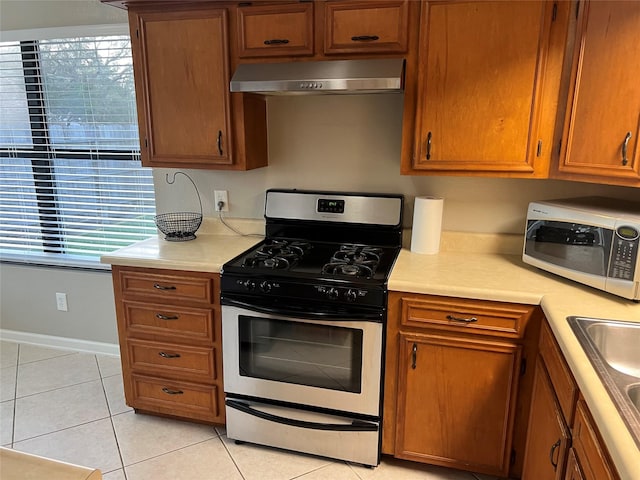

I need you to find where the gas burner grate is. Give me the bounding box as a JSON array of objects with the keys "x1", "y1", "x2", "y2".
[
  {"x1": 242, "y1": 240, "x2": 311, "y2": 270},
  {"x1": 321, "y1": 244, "x2": 383, "y2": 278}
]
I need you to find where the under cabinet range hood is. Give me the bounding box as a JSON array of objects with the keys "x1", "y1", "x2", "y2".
[{"x1": 230, "y1": 58, "x2": 404, "y2": 95}]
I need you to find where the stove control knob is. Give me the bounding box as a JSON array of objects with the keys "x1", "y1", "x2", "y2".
[
  {"x1": 346, "y1": 289, "x2": 358, "y2": 302},
  {"x1": 259, "y1": 281, "x2": 272, "y2": 293},
  {"x1": 326, "y1": 287, "x2": 340, "y2": 300},
  {"x1": 243, "y1": 280, "x2": 257, "y2": 291}
]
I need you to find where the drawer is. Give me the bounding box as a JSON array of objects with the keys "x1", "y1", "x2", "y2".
[
  {"x1": 324, "y1": 0, "x2": 409, "y2": 54},
  {"x1": 237, "y1": 3, "x2": 314, "y2": 58},
  {"x1": 572, "y1": 397, "x2": 618, "y2": 480},
  {"x1": 118, "y1": 268, "x2": 214, "y2": 304},
  {"x1": 400, "y1": 295, "x2": 534, "y2": 338},
  {"x1": 130, "y1": 374, "x2": 220, "y2": 423},
  {"x1": 539, "y1": 321, "x2": 578, "y2": 423},
  {"x1": 123, "y1": 301, "x2": 214, "y2": 344},
  {"x1": 127, "y1": 338, "x2": 216, "y2": 384}
]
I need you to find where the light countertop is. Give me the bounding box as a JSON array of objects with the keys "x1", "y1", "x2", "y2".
[
  {"x1": 100, "y1": 233, "x2": 263, "y2": 274},
  {"x1": 101, "y1": 227, "x2": 639, "y2": 479}
]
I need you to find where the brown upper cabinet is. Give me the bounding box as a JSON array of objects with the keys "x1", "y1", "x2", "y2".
[
  {"x1": 128, "y1": 4, "x2": 268, "y2": 170},
  {"x1": 323, "y1": 0, "x2": 409, "y2": 55},
  {"x1": 401, "y1": 0, "x2": 570, "y2": 177},
  {"x1": 236, "y1": 3, "x2": 314, "y2": 58},
  {"x1": 553, "y1": 0, "x2": 640, "y2": 187},
  {"x1": 234, "y1": 0, "x2": 411, "y2": 59}
]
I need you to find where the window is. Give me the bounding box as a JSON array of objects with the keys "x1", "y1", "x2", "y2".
[{"x1": 0, "y1": 29, "x2": 155, "y2": 268}]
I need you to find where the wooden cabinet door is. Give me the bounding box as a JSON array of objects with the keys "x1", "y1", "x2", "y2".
[
  {"x1": 395, "y1": 332, "x2": 522, "y2": 477},
  {"x1": 556, "y1": 1, "x2": 640, "y2": 187},
  {"x1": 323, "y1": 0, "x2": 409, "y2": 54},
  {"x1": 565, "y1": 449, "x2": 586, "y2": 480},
  {"x1": 571, "y1": 398, "x2": 619, "y2": 480},
  {"x1": 408, "y1": 1, "x2": 560, "y2": 176},
  {"x1": 236, "y1": 3, "x2": 314, "y2": 58},
  {"x1": 130, "y1": 8, "x2": 232, "y2": 167},
  {"x1": 521, "y1": 359, "x2": 571, "y2": 480}
]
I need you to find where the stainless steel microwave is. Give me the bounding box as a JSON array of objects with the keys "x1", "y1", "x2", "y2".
[{"x1": 523, "y1": 197, "x2": 640, "y2": 300}]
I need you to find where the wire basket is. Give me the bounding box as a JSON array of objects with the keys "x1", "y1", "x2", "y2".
[
  {"x1": 154, "y1": 172, "x2": 203, "y2": 242},
  {"x1": 155, "y1": 211, "x2": 202, "y2": 241}
]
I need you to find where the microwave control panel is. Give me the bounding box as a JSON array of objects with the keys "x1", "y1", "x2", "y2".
[{"x1": 608, "y1": 226, "x2": 639, "y2": 280}]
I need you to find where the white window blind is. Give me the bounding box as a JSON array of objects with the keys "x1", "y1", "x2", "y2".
[{"x1": 0, "y1": 34, "x2": 156, "y2": 268}]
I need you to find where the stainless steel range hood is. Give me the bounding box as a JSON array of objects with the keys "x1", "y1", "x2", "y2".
[{"x1": 230, "y1": 58, "x2": 404, "y2": 95}]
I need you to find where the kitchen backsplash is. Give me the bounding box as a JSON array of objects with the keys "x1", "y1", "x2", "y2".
[{"x1": 154, "y1": 95, "x2": 633, "y2": 235}]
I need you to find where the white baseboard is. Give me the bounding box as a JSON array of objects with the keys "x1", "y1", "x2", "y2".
[{"x1": 0, "y1": 329, "x2": 120, "y2": 357}]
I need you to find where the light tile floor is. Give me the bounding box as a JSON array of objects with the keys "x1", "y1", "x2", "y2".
[{"x1": 0, "y1": 341, "x2": 502, "y2": 480}]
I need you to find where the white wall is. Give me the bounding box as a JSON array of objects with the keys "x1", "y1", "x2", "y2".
[
  {"x1": 0, "y1": 264, "x2": 118, "y2": 344},
  {"x1": 0, "y1": 1, "x2": 635, "y2": 345},
  {"x1": 156, "y1": 94, "x2": 633, "y2": 235}
]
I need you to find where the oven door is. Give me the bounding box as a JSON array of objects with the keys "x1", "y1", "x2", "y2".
[{"x1": 221, "y1": 302, "x2": 383, "y2": 417}]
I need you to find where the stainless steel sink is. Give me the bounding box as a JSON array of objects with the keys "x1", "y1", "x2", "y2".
[
  {"x1": 629, "y1": 384, "x2": 640, "y2": 411},
  {"x1": 567, "y1": 316, "x2": 640, "y2": 448},
  {"x1": 583, "y1": 322, "x2": 640, "y2": 378}
]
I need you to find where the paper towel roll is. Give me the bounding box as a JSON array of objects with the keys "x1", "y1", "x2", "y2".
[{"x1": 411, "y1": 196, "x2": 444, "y2": 254}]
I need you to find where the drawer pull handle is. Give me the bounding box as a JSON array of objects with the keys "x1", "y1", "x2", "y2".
[
  {"x1": 161, "y1": 387, "x2": 184, "y2": 395},
  {"x1": 549, "y1": 438, "x2": 561, "y2": 469},
  {"x1": 411, "y1": 343, "x2": 417, "y2": 369},
  {"x1": 264, "y1": 39, "x2": 289, "y2": 45},
  {"x1": 622, "y1": 131, "x2": 631, "y2": 166},
  {"x1": 153, "y1": 283, "x2": 176, "y2": 291},
  {"x1": 156, "y1": 313, "x2": 179, "y2": 321},
  {"x1": 351, "y1": 35, "x2": 380, "y2": 42},
  {"x1": 446, "y1": 314, "x2": 478, "y2": 323},
  {"x1": 159, "y1": 351, "x2": 181, "y2": 359}
]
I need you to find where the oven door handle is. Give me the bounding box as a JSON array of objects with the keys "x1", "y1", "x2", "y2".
[
  {"x1": 221, "y1": 296, "x2": 383, "y2": 322},
  {"x1": 226, "y1": 399, "x2": 378, "y2": 432}
]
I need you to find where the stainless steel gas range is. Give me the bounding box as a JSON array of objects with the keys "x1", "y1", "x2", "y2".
[{"x1": 220, "y1": 189, "x2": 403, "y2": 466}]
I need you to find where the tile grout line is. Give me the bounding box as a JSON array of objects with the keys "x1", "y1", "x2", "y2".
[
  {"x1": 13, "y1": 376, "x2": 106, "y2": 402},
  {"x1": 218, "y1": 433, "x2": 248, "y2": 480},
  {"x1": 10, "y1": 343, "x2": 20, "y2": 447},
  {"x1": 97, "y1": 353, "x2": 128, "y2": 479}
]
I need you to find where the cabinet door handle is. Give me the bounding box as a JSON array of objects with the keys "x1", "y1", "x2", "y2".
[
  {"x1": 264, "y1": 39, "x2": 290, "y2": 45},
  {"x1": 446, "y1": 314, "x2": 478, "y2": 323},
  {"x1": 426, "y1": 131, "x2": 432, "y2": 160},
  {"x1": 351, "y1": 35, "x2": 380, "y2": 42},
  {"x1": 549, "y1": 438, "x2": 561, "y2": 469},
  {"x1": 156, "y1": 313, "x2": 179, "y2": 321},
  {"x1": 158, "y1": 351, "x2": 181, "y2": 359},
  {"x1": 411, "y1": 343, "x2": 417, "y2": 369},
  {"x1": 161, "y1": 387, "x2": 184, "y2": 395},
  {"x1": 217, "y1": 130, "x2": 223, "y2": 156},
  {"x1": 622, "y1": 131, "x2": 632, "y2": 166},
  {"x1": 153, "y1": 283, "x2": 176, "y2": 291}
]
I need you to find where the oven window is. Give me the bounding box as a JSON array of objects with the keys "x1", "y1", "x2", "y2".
[
  {"x1": 238, "y1": 316, "x2": 363, "y2": 393},
  {"x1": 525, "y1": 220, "x2": 613, "y2": 276}
]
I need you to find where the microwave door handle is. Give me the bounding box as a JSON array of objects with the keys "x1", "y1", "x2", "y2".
[{"x1": 225, "y1": 399, "x2": 378, "y2": 432}]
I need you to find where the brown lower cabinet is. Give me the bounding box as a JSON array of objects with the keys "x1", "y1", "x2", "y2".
[
  {"x1": 383, "y1": 293, "x2": 542, "y2": 477},
  {"x1": 384, "y1": 293, "x2": 623, "y2": 480},
  {"x1": 111, "y1": 266, "x2": 224, "y2": 424},
  {"x1": 522, "y1": 321, "x2": 620, "y2": 480}
]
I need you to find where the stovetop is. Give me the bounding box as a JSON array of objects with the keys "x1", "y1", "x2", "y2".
[
  {"x1": 220, "y1": 189, "x2": 403, "y2": 309},
  {"x1": 224, "y1": 238, "x2": 398, "y2": 282}
]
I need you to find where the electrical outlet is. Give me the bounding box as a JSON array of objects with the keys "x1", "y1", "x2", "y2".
[
  {"x1": 214, "y1": 190, "x2": 229, "y2": 212},
  {"x1": 56, "y1": 292, "x2": 68, "y2": 312}
]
